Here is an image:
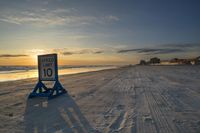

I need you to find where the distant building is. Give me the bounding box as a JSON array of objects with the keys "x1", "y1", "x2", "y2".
[
  {"x1": 195, "y1": 56, "x2": 200, "y2": 65},
  {"x1": 170, "y1": 58, "x2": 179, "y2": 63},
  {"x1": 184, "y1": 60, "x2": 192, "y2": 65},
  {"x1": 139, "y1": 56, "x2": 199, "y2": 66},
  {"x1": 139, "y1": 60, "x2": 147, "y2": 65},
  {"x1": 150, "y1": 57, "x2": 160, "y2": 64},
  {"x1": 170, "y1": 58, "x2": 192, "y2": 65}
]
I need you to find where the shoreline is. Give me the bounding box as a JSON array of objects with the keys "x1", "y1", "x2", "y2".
[{"x1": 0, "y1": 66, "x2": 118, "y2": 83}]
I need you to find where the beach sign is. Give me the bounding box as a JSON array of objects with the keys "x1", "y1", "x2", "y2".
[
  {"x1": 38, "y1": 54, "x2": 57, "y2": 81},
  {"x1": 28, "y1": 53, "x2": 67, "y2": 99}
]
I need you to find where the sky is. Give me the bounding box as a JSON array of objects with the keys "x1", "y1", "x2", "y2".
[{"x1": 0, "y1": 0, "x2": 200, "y2": 66}]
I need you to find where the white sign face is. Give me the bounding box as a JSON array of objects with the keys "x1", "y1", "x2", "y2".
[{"x1": 38, "y1": 54, "x2": 57, "y2": 81}]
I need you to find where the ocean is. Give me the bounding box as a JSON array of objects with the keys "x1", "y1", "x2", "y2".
[{"x1": 0, "y1": 66, "x2": 116, "y2": 82}]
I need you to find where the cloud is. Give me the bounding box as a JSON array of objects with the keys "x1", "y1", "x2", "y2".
[
  {"x1": 66, "y1": 35, "x2": 91, "y2": 40},
  {"x1": 117, "y1": 48, "x2": 162, "y2": 53},
  {"x1": 62, "y1": 49, "x2": 104, "y2": 55},
  {"x1": 0, "y1": 8, "x2": 119, "y2": 26},
  {"x1": 117, "y1": 43, "x2": 200, "y2": 55},
  {"x1": 51, "y1": 8, "x2": 78, "y2": 14},
  {"x1": 117, "y1": 48, "x2": 184, "y2": 55},
  {"x1": 62, "y1": 52, "x2": 74, "y2": 55},
  {"x1": 94, "y1": 51, "x2": 104, "y2": 54},
  {"x1": 104, "y1": 15, "x2": 119, "y2": 22},
  {"x1": 27, "y1": 48, "x2": 105, "y2": 56},
  {"x1": 0, "y1": 54, "x2": 28, "y2": 57},
  {"x1": 162, "y1": 43, "x2": 200, "y2": 48}
]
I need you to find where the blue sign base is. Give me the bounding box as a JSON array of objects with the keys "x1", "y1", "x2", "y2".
[{"x1": 28, "y1": 80, "x2": 67, "y2": 99}]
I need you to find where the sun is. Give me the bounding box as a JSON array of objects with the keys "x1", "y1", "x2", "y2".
[{"x1": 28, "y1": 49, "x2": 48, "y2": 62}]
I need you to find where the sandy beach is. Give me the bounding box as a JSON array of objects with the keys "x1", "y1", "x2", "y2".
[{"x1": 0, "y1": 65, "x2": 200, "y2": 133}]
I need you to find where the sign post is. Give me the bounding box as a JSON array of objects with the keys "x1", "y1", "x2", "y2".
[{"x1": 28, "y1": 54, "x2": 67, "y2": 99}]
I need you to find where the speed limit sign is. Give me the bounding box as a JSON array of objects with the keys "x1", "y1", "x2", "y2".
[
  {"x1": 38, "y1": 54, "x2": 58, "y2": 81},
  {"x1": 28, "y1": 53, "x2": 67, "y2": 99}
]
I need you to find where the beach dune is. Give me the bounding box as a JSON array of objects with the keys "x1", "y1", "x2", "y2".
[{"x1": 0, "y1": 66, "x2": 200, "y2": 133}]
